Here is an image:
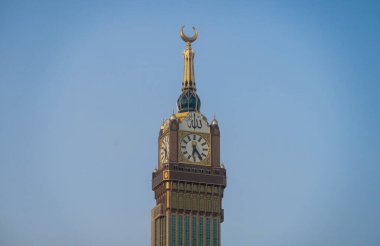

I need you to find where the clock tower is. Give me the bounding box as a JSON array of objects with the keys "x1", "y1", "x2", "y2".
[{"x1": 151, "y1": 27, "x2": 227, "y2": 246}]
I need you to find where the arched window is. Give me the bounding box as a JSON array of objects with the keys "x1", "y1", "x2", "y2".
[
  {"x1": 206, "y1": 199, "x2": 211, "y2": 212},
  {"x1": 171, "y1": 192, "x2": 177, "y2": 209},
  {"x1": 179, "y1": 194, "x2": 184, "y2": 209},
  {"x1": 192, "y1": 196, "x2": 198, "y2": 211},
  {"x1": 186, "y1": 195, "x2": 191, "y2": 210},
  {"x1": 213, "y1": 198, "x2": 219, "y2": 212},
  {"x1": 200, "y1": 197, "x2": 204, "y2": 211}
]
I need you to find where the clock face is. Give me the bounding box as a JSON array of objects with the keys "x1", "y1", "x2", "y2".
[
  {"x1": 180, "y1": 134, "x2": 209, "y2": 163},
  {"x1": 160, "y1": 135, "x2": 169, "y2": 164}
]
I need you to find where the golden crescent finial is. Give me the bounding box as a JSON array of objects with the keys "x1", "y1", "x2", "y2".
[{"x1": 180, "y1": 25, "x2": 198, "y2": 44}]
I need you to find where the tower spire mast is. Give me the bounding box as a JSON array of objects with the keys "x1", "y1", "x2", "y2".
[
  {"x1": 177, "y1": 26, "x2": 201, "y2": 113},
  {"x1": 180, "y1": 26, "x2": 198, "y2": 91}
]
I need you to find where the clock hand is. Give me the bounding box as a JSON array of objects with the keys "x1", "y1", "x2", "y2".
[
  {"x1": 191, "y1": 145, "x2": 197, "y2": 162},
  {"x1": 194, "y1": 147, "x2": 203, "y2": 160}
]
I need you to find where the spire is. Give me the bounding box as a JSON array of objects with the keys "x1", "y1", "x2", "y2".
[
  {"x1": 177, "y1": 26, "x2": 201, "y2": 113},
  {"x1": 180, "y1": 26, "x2": 198, "y2": 91}
]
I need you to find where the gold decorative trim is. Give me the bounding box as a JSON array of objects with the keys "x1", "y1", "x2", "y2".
[
  {"x1": 159, "y1": 133, "x2": 169, "y2": 168},
  {"x1": 175, "y1": 112, "x2": 189, "y2": 120},
  {"x1": 163, "y1": 171, "x2": 170, "y2": 180}
]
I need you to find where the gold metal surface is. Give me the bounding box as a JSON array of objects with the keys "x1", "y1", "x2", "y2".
[
  {"x1": 163, "y1": 171, "x2": 170, "y2": 180},
  {"x1": 174, "y1": 112, "x2": 189, "y2": 123},
  {"x1": 158, "y1": 133, "x2": 169, "y2": 168},
  {"x1": 180, "y1": 26, "x2": 198, "y2": 44},
  {"x1": 166, "y1": 191, "x2": 170, "y2": 209},
  {"x1": 161, "y1": 119, "x2": 170, "y2": 133},
  {"x1": 180, "y1": 26, "x2": 198, "y2": 91}
]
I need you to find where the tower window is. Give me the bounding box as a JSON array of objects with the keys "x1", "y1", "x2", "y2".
[
  {"x1": 200, "y1": 197, "x2": 205, "y2": 211},
  {"x1": 199, "y1": 217, "x2": 204, "y2": 246},
  {"x1": 213, "y1": 218, "x2": 218, "y2": 246},
  {"x1": 206, "y1": 217, "x2": 210, "y2": 246},
  {"x1": 185, "y1": 216, "x2": 190, "y2": 246},
  {"x1": 192, "y1": 216, "x2": 197, "y2": 246},
  {"x1": 206, "y1": 199, "x2": 211, "y2": 212},
  {"x1": 192, "y1": 196, "x2": 198, "y2": 211},
  {"x1": 179, "y1": 194, "x2": 184, "y2": 209},
  {"x1": 172, "y1": 192, "x2": 177, "y2": 209},
  {"x1": 186, "y1": 195, "x2": 191, "y2": 210},
  {"x1": 213, "y1": 187, "x2": 218, "y2": 193},
  {"x1": 171, "y1": 215, "x2": 176, "y2": 246},
  {"x1": 213, "y1": 198, "x2": 219, "y2": 213},
  {"x1": 178, "y1": 215, "x2": 183, "y2": 246}
]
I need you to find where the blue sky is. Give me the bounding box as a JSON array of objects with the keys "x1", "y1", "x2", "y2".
[{"x1": 0, "y1": 0, "x2": 379, "y2": 245}]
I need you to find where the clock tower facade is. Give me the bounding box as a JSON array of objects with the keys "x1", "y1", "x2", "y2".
[{"x1": 151, "y1": 27, "x2": 227, "y2": 246}]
